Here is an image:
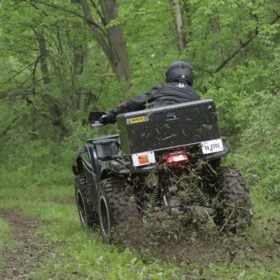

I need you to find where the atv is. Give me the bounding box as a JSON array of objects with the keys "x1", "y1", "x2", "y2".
[{"x1": 72, "y1": 99, "x2": 252, "y2": 242}]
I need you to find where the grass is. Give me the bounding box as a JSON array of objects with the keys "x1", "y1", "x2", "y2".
[
  {"x1": 0, "y1": 184, "x2": 183, "y2": 279},
  {"x1": 0, "y1": 218, "x2": 12, "y2": 264},
  {"x1": 0, "y1": 179, "x2": 279, "y2": 279},
  {"x1": 0, "y1": 218, "x2": 10, "y2": 241}
]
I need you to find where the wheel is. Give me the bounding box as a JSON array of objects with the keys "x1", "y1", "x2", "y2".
[
  {"x1": 213, "y1": 167, "x2": 252, "y2": 233},
  {"x1": 75, "y1": 173, "x2": 98, "y2": 228},
  {"x1": 98, "y1": 177, "x2": 138, "y2": 243}
]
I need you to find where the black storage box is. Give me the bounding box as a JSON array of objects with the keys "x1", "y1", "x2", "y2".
[{"x1": 117, "y1": 99, "x2": 221, "y2": 155}]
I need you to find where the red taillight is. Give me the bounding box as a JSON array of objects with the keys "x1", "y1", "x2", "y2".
[{"x1": 164, "y1": 153, "x2": 189, "y2": 164}]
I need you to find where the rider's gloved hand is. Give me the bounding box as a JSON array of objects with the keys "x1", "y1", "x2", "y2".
[{"x1": 99, "y1": 111, "x2": 117, "y2": 124}]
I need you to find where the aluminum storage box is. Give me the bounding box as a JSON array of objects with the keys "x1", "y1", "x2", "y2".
[{"x1": 117, "y1": 99, "x2": 221, "y2": 154}]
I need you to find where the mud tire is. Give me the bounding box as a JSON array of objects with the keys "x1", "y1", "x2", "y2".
[
  {"x1": 75, "y1": 173, "x2": 98, "y2": 228},
  {"x1": 213, "y1": 167, "x2": 252, "y2": 233},
  {"x1": 98, "y1": 177, "x2": 138, "y2": 243}
]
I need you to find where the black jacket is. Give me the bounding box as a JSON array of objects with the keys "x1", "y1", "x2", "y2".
[{"x1": 114, "y1": 82, "x2": 200, "y2": 114}]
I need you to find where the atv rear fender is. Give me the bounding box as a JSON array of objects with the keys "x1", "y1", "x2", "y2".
[{"x1": 72, "y1": 144, "x2": 101, "y2": 176}]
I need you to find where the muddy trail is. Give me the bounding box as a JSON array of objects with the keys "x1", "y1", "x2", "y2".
[
  {"x1": 113, "y1": 212, "x2": 280, "y2": 269},
  {"x1": 0, "y1": 207, "x2": 279, "y2": 279},
  {"x1": 0, "y1": 209, "x2": 53, "y2": 280}
]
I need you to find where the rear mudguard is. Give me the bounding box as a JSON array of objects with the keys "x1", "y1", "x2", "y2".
[
  {"x1": 100, "y1": 159, "x2": 131, "y2": 176},
  {"x1": 72, "y1": 144, "x2": 100, "y2": 177},
  {"x1": 72, "y1": 144, "x2": 100, "y2": 209},
  {"x1": 72, "y1": 144, "x2": 129, "y2": 184}
]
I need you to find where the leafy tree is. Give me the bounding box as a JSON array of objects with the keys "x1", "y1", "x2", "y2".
[{"x1": 0, "y1": 0, "x2": 279, "y2": 197}]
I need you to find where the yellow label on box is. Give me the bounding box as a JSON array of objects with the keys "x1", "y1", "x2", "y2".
[{"x1": 126, "y1": 116, "x2": 148, "y2": 125}]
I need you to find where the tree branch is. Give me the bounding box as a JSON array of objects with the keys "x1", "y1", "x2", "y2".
[
  {"x1": 32, "y1": 55, "x2": 41, "y2": 87},
  {"x1": 1, "y1": 117, "x2": 19, "y2": 136},
  {"x1": 0, "y1": 59, "x2": 39, "y2": 86},
  {"x1": 213, "y1": 14, "x2": 280, "y2": 74},
  {"x1": 79, "y1": 0, "x2": 112, "y2": 62},
  {"x1": 90, "y1": 0, "x2": 106, "y2": 26},
  {"x1": 28, "y1": 0, "x2": 106, "y2": 35}
]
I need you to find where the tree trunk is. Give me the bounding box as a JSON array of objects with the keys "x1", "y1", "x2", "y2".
[
  {"x1": 211, "y1": 15, "x2": 220, "y2": 33},
  {"x1": 171, "y1": 0, "x2": 186, "y2": 51},
  {"x1": 34, "y1": 31, "x2": 50, "y2": 84},
  {"x1": 182, "y1": 0, "x2": 192, "y2": 43},
  {"x1": 99, "y1": 0, "x2": 131, "y2": 83},
  {"x1": 79, "y1": 0, "x2": 131, "y2": 84}
]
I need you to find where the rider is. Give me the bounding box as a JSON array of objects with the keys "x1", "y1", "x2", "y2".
[{"x1": 99, "y1": 60, "x2": 200, "y2": 124}]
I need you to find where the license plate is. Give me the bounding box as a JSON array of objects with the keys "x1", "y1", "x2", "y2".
[
  {"x1": 201, "y1": 139, "x2": 224, "y2": 154},
  {"x1": 132, "y1": 151, "x2": 156, "y2": 167}
]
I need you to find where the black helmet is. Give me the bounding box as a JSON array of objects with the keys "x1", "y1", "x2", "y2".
[{"x1": 165, "y1": 60, "x2": 194, "y2": 85}]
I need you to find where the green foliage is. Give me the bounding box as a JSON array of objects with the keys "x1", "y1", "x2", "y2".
[
  {"x1": 0, "y1": 0, "x2": 278, "y2": 210},
  {"x1": 0, "y1": 140, "x2": 72, "y2": 189},
  {"x1": 0, "y1": 0, "x2": 280, "y2": 277},
  {"x1": 228, "y1": 92, "x2": 280, "y2": 200},
  {"x1": 0, "y1": 218, "x2": 12, "y2": 265},
  {"x1": 0, "y1": 0, "x2": 279, "y2": 140},
  {"x1": 0, "y1": 218, "x2": 11, "y2": 246}
]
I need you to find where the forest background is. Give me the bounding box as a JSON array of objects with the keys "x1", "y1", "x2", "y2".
[{"x1": 0, "y1": 0, "x2": 279, "y2": 279}]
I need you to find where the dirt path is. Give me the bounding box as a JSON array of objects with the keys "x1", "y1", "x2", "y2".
[
  {"x1": 114, "y1": 215, "x2": 280, "y2": 269},
  {"x1": 0, "y1": 208, "x2": 279, "y2": 279},
  {"x1": 0, "y1": 209, "x2": 51, "y2": 280}
]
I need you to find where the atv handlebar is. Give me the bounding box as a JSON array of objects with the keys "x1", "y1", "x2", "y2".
[
  {"x1": 88, "y1": 111, "x2": 107, "y2": 128},
  {"x1": 91, "y1": 121, "x2": 104, "y2": 128}
]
